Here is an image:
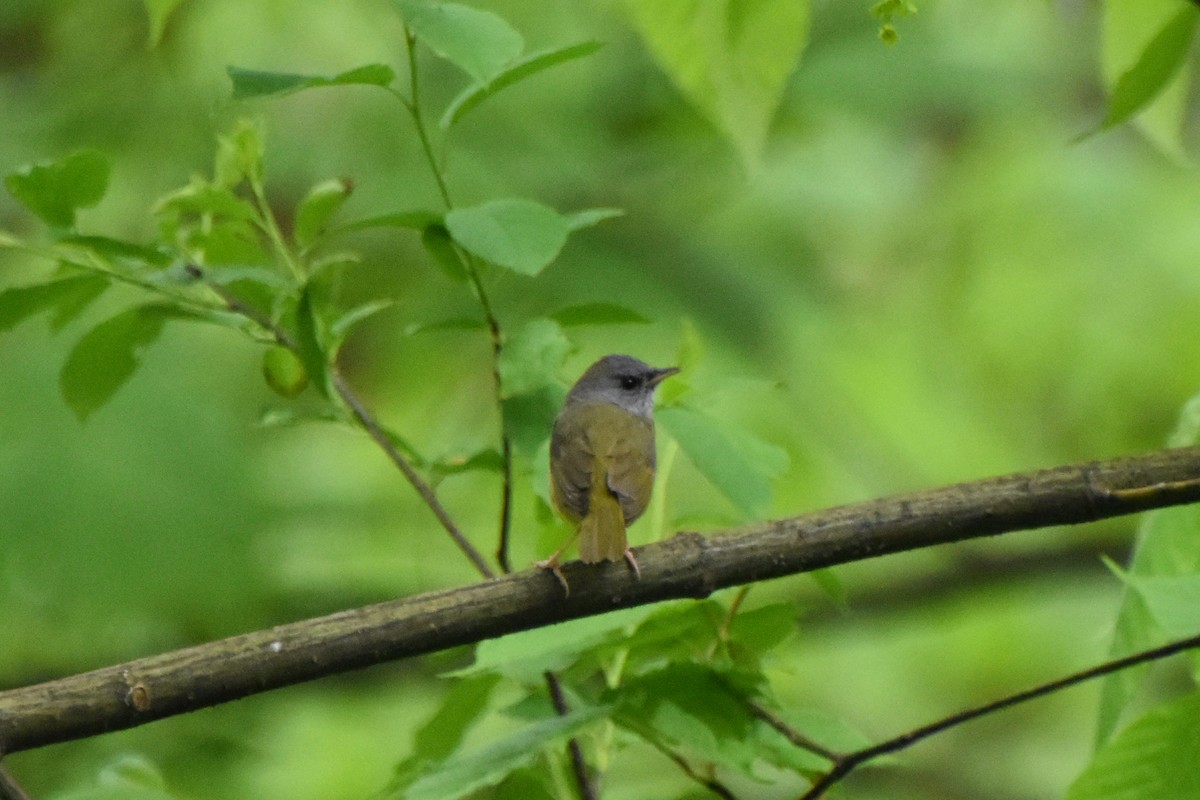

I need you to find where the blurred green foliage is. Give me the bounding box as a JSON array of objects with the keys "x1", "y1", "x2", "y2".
[{"x1": 3, "y1": 0, "x2": 1200, "y2": 798}]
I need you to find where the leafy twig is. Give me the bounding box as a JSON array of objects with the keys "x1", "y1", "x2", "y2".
[
  {"x1": 393, "y1": 27, "x2": 516, "y2": 574},
  {"x1": 185, "y1": 265, "x2": 495, "y2": 579}
]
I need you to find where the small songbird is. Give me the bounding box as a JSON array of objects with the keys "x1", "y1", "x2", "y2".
[{"x1": 538, "y1": 354, "x2": 679, "y2": 587}]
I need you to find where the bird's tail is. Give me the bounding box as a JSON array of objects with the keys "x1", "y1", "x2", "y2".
[{"x1": 578, "y1": 488, "x2": 627, "y2": 563}]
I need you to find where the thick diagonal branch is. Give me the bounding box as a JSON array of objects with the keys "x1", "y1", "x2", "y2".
[{"x1": 3, "y1": 446, "x2": 1200, "y2": 755}]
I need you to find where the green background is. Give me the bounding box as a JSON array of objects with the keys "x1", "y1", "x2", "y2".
[{"x1": 2, "y1": 1, "x2": 1197, "y2": 798}]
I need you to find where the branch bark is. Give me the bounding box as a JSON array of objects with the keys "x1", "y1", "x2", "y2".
[{"x1": 3, "y1": 445, "x2": 1200, "y2": 755}]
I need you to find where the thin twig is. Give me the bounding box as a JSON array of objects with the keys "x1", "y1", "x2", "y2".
[
  {"x1": 705, "y1": 585, "x2": 751, "y2": 660},
  {"x1": 544, "y1": 673, "x2": 598, "y2": 800},
  {"x1": 651, "y1": 740, "x2": 738, "y2": 800},
  {"x1": 0, "y1": 765, "x2": 32, "y2": 800},
  {"x1": 745, "y1": 701, "x2": 840, "y2": 763},
  {"x1": 798, "y1": 631, "x2": 1200, "y2": 799},
  {"x1": 186, "y1": 265, "x2": 494, "y2": 579},
  {"x1": 400, "y1": 27, "x2": 452, "y2": 209},
  {"x1": 332, "y1": 369, "x2": 495, "y2": 579}
]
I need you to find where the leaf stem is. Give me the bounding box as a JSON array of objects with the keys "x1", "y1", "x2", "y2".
[{"x1": 247, "y1": 172, "x2": 305, "y2": 283}]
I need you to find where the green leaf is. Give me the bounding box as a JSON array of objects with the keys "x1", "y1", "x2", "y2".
[
  {"x1": 99, "y1": 754, "x2": 167, "y2": 791},
  {"x1": 143, "y1": 0, "x2": 185, "y2": 47},
  {"x1": 501, "y1": 385, "x2": 563, "y2": 457},
  {"x1": 60, "y1": 305, "x2": 196, "y2": 421},
  {"x1": 55, "y1": 754, "x2": 178, "y2": 800},
  {"x1": 398, "y1": 707, "x2": 607, "y2": 800},
  {"x1": 393, "y1": 0, "x2": 524, "y2": 84},
  {"x1": 295, "y1": 178, "x2": 354, "y2": 248},
  {"x1": 421, "y1": 223, "x2": 469, "y2": 281},
  {"x1": 328, "y1": 210, "x2": 442, "y2": 237},
  {"x1": 458, "y1": 606, "x2": 657, "y2": 683},
  {"x1": 403, "y1": 317, "x2": 486, "y2": 335},
  {"x1": 6, "y1": 150, "x2": 111, "y2": 230},
  {"x1": 1097, "y1": 393, "x2": 1200, "y2": 745},
  {"x1": 1100, "y1": 6, "x2": 1198, "y2": 131},
  {"x1": 388, "y1": 675, "x2": 502, "y2": 793},
  {"x1": 227, "y1": 64, "x2": 396, "y2": 100},
  {"x1": 620, "y1": 0, "x2": 809, "y2": 167},
  {"x1": 564, "y1": 207, "x2": 624, "y2": 232},
  {"x1": 497, "y1": 318, "x2": 572, "y2": 398},
  {"x1": 549, "y1": 302, "x2": 650, "y2": 327},
  {"x1": 613, "y1": 662, "x2": 782, "y2": 778},
  {"x1": 257, "y1": 406, "x2": 345, "y2": 429},
  {"x1": 620, "y1": 600, "x2": 727, "y2": 669},
  {"x1": 1069, "y1": 691, "x2": 1200, "y2": 800},
  {"x1": 154, "y1": 179, "x2": 259, "y2": 222},
  {"x1": 728, "y1": 602, "x2": 797, "y2": 655},
  {"x1": 57, "y1": 235, "x2": 172, "y2": 267},
  {"x1": 432, "y1": 448, "x2": 505, "y2": 478},
  {"x1": 0, "y1": 275, "x2": 110, "y2": 334},
  {"x1": 261, "y1": 345, "x2": 309, "y2": 397},
  {"x1": 445, "y1": 199, "x2": 570, "y2": 275},
  {"x1": 1100, "y1": 2, "x2": 1195, "y2": 158},
  {"x1": 294, "y1": 281, "x2": 332, "y2": 398},
  {"x1": 1109, "y1": 564, "x2": 1200, "y2": 638},
  {"x1": 440, "y1": 41, "x2": 603, "y2": 128},
  {"x1": 486, "y1": 768, "x2": 557, "y2": 800},
  {"x1": 657, "y1": 405, "x2": 785, "y2": 518},
  {"x1": 182, "y1": 219, "x2": 273, "y2": 267},
  {"x1": 329, "y1": 299, "x2": 395, "y2": 347},
  {"x1": 612, "y1": 660, "x2": 835, "y2": 777}
]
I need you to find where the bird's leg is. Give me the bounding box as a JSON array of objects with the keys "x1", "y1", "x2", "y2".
[
  {"x1": 623, "y1": 548, "x2": 641, "y2": 579},
  {"x1": 535, "y1": 530, "x2": 581, "y2": 596}
]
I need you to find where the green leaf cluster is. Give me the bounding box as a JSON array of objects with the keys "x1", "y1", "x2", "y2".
[
  {"x1": 391, "y1": 597, "x2": 860, "y2": 798},
  {"x1": 1074, "y1": 394, "x2": 1200, "y2": 797}
]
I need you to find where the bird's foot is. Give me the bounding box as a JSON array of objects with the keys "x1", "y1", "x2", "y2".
[
  {"x1": 534, "y1": 558, "x2": 571, "y2": 596},
  {"x1": 623, "y1": 549, "x2": 641, "y2": 579}
]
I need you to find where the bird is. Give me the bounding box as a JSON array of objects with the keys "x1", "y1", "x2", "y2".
[{"x1": 537, "y1": 354, "x2": 679, "y2": 590}]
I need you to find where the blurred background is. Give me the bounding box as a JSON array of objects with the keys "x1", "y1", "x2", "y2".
[{"x1": 2, "y1": 0, "x2": 1198, "y2": 798}]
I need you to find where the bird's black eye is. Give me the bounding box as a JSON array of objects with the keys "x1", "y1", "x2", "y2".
[{"x1": 619, "y1": 375, "x2": 640, "y2": 390}]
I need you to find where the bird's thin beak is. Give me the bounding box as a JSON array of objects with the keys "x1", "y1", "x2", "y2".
[{"x1": 649, "y1": 366, "x2": 680, "y2": 386}]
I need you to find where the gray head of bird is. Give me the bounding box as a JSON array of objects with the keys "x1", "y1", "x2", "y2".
[{"x1": 565, "y1": 354, "x2": 680, "y2": 418}]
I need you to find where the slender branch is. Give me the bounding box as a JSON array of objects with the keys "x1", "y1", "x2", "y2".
[
  {"x1": 797, "y1": 630, "x2": 1200, "y2": 799},
  {"x1": 745, "y1": 702, "x2": 840, "y2": 763},
  {"x1": 704, "y1": 585, "x2": 750, "y2": 661},
  {"x1": 653, "y1": 742, "x2": 738, "y2": 800},
  {"x1": 394, "y1": 30, "x2": 515, "y2": 573},
  {"x1": 185, "y1": 265, "x2": 494, "y2": 579},
  {"x1": 332, "y1": 369, "x2": 495, "y2": 579},
  {"x1": 544, "y1": 673, "x2": 598, "y2": 800},
  {"x1": 4, "y1": 445, "x2": 1200, "y2": 754}
]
